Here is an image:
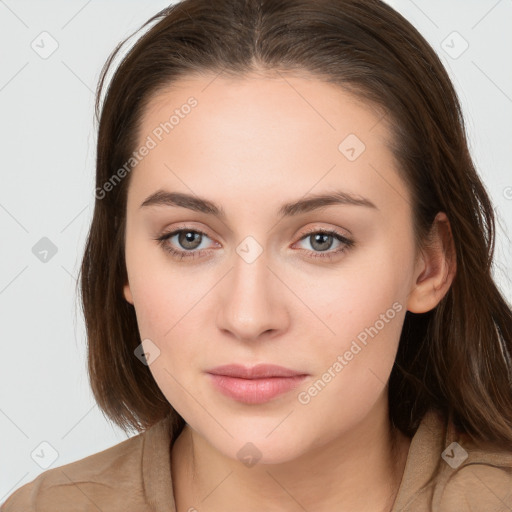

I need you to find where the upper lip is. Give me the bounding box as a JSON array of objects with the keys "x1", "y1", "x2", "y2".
[{"x1": 206, "y1": 363, "x2": 308, "y2": 379}]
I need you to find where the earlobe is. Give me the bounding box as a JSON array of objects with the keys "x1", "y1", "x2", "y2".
[
  {"x1": 123, "y1": 282, "x2": 134, "y2": 305},
  {"x1": 406, "y1": 212, "x2": 457, "y2": 314}
]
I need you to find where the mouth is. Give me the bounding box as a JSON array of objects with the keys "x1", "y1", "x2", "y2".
[{"x1": 205, "y1": 363, "x2": 309, "y2": 404}]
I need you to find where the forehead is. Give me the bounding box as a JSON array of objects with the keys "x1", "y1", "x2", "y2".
[
  {"x1": 141, "y1": 71, "x2": 391, "y2": 141},
  {"x1": 128, "y1": 72, "x2": 406, "y2": 216}
]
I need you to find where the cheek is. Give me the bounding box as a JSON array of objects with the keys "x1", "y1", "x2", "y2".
[
  {"x1": 125, "y1": 233, "x2": 201, "y2": 338},
  {"x1": 294, "y1": 243, "x2": 408, "y2": 390},
  {"x1": 292, "y1": 266, "x2": 406, "y2": 439},
  {"x1": 125, "y1": 244, "x2": 210, "y2": 387},
  {"x1": 302, "y1": 246, "x2": 406, "y2": 336},
  {"x1": 128, "y1": 280, "x2": 171, "y2": 340},
  {"x1": 128, "y1": 270, "x2": 206, "y2": 419}
]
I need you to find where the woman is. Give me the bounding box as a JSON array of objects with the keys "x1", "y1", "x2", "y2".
[{"x1": 3, "y1": 0, "x2": 511, "y2": 510}]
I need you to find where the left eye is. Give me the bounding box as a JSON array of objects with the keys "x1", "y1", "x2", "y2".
[
  {"x1": 155, "y1": 228, "x2": 354, "y2": 261},
  {"x1": 295, "y1": 229, "x2": 353, "y2": 255}
]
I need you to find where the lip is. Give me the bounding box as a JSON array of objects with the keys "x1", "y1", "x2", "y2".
[
  {"x1": 206, "y1": 364, "x2": 309, "y2": 404},
  {"x1": 206, "y1": 363, "x2": 307, "y2": 379}
]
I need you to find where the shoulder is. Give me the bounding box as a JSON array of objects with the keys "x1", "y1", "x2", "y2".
[
  {"x1": 439, "y1": 463, "x2": 512, "y2": 511},
  {"x1": 437, "y1": 435, "x2": 512, "y2": 511},
  {"x1": 395, "y1": 409, "x2": 512, "y2": 512},
  {"x1": 1, "y1": 430, "x2": 148, "y2": 511}
]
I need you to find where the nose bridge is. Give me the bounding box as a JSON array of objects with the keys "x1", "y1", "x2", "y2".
[{"x1": 216, "y1": 235, "x2": 287, "y2": 340}]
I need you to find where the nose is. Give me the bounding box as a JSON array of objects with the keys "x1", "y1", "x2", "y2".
[{"x1": 216, "y1": 247, "x2": 290, "y2": 342}]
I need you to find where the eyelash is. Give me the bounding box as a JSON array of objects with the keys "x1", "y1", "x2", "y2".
[{"x1": 154, "y1": 226, "x2": 355, "y2": 262}]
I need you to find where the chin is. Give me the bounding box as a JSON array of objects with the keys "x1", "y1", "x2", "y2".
[{"x1": 211, "y1": 429, "x2": 309, "y2": 467}]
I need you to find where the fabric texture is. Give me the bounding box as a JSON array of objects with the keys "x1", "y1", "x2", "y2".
[{"x1": 2, "y1": 408, "x2": 511, "y2": 511}]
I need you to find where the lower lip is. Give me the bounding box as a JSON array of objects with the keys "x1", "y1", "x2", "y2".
[{"x1": 207, "y1": 373, "x2": 308, "y2": 404}]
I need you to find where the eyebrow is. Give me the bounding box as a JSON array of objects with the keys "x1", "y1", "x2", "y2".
[{"x1": 139, "y1": 189, "x2": 378, "y2": 218}]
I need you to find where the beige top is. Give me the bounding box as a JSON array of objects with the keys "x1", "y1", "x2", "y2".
[{"x1": 2, "y1": 408, "x2": 511, "y2": 511}]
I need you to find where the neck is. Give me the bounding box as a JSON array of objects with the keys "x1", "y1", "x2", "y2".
[{"x1": 171, "y1": 396, "x2": 411, "y2": 512}]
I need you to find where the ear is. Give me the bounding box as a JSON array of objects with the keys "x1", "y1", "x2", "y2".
[
  {"x1": 406, "y1": 212, "x2": 457, "y2": 313},
  {"x1": 123, "y1": 281, "x2": 134, "y2": 305}
]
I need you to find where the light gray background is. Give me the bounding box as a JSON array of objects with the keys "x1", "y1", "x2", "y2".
[{"x1": 1, "y1": 0, "x2": 511, "y2": 503}]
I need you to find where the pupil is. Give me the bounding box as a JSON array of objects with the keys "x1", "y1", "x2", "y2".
[
  {"x1": 313, "y1": 233, "x2": 331, "y2": 251},
  {"x1": 180, "y1": 231, "x2": 200, "y2": 249}
]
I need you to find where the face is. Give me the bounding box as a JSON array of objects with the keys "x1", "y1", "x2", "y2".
[{"x1": 122, "y1": 72, "x2": 422, "y2": 464}]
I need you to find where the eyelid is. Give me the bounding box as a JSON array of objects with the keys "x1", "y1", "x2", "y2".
[
  {"x1": 297, "y1": 224, "x2": 352, "y2": 241},
  {"x1": 156, "y1": 223, "x2": 351, "y2": 245},
  {"x1": 155, "y1": 223, "x2": 355, "y2": 261},
  {"x1": 157, "y1": 222, "x2": 219, "y2": 244}
]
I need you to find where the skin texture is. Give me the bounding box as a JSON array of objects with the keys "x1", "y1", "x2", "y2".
[{"x1": 122, "y1": 71, "x2": 456, "y2": 512}]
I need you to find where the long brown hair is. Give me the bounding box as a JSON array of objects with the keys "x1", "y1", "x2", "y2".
[{"x1": 78, "y1": 0, "x2": 512, "y2": 458}]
